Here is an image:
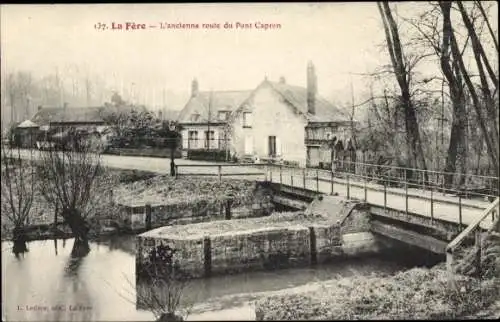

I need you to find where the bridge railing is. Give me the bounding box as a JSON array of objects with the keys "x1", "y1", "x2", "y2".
[
  {"x1": 175, "y1": 163, "x2": 267, "y2": 181},
  {"x1": 327, "y1": 160, "x2": 499, "y2": 200},
  {"x1": 265, "y1": 163, "x2": 496, "y2": 230},
  {"x1": 174, "y1": 162, "x2": 497, "y2": 231},
  {"x1": 445, "y1": 197, "x2": 499, "y2": 278}
]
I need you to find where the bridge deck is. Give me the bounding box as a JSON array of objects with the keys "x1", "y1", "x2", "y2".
[{"x1": 265, "y1": 167, "x2": 494, "y2": 231}]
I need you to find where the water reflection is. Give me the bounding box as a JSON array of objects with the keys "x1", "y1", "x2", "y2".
[{"x1": 2, "y1": 236, "x2": 433, "y2": 322}]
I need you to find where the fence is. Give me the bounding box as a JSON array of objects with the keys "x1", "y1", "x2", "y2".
[
  {"x1": 446, "y1": 197, "x2": 499, "y2": 279},
  {"x1": 175, "y1": 162, "x2": 499, "y2": 234}
]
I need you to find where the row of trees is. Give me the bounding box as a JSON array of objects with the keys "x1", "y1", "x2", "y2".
[
  {"x1": 1, "y1": 69, "x2": 109, "y2": 132},
  {"x1": 356, "y1": 1, "x2": 498, "y2": 186}
]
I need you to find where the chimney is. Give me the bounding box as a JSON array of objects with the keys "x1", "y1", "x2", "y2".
[
  {"x1": 63, "y1": 102, "x2": 69, "y2": 108},
  {"x1": 191, "y1": 78, "x2": 199, "y2": 97},
  {"x1": 279, "y1": 76, "x2": 286, "y2": 84},
  {"x1": 307, "y1": 61, "x2": 317, "y2": 115},
  {"x1": 38, "y1": 105, "x2": 42, "y2": 111}
]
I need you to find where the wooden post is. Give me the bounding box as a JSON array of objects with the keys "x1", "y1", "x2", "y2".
[
  {"x1": 459, "y1": 195, "x2": 463, "y2": 228},
  {"x1": 225, "y1": 199, "x2": 232, "y2": 220},
  {"x1": 347, "y1": 172, "x2": 350, "y2": 200},
  {"x1": 430, "y1": 187, "x2": 434, "y2": 222},
  {"x1": 475, "y1": 228, "x2": 482, "y2": 277},
  {"x1": 203, "y1": 236, "x2": 212, "y2": 277},
  {"x1": 364, "y1": 179, "x2": 367, "y2": 202},
  {"x1": 316, "y1": 169, "x2": 319, "y2": 192},
  {"x1": 405, "y1": 173, "x2": 408, "y2": 214},
  {"x1": 384, "y1": 179, "x2": 387, "y2": 209},
  {"x1": 109, "y1": 190, "x2": 114, "y2": 206},
  {"x1": 330, "y1": 170, "x2": 334, "y2": 195},
  {"x1": 291, "y1": 171, "x2": 294, "y2": 187},
  {"x1": 175, "y1": 165, "x2": 178, "y2": 179},
  {"x1": 264, "y1": 165, "x2": 268, "y2": 182},
  {"x1": 303, "y1": 168, "x2": 306, "y2": 189},
  {"x1": 446, "y1": 250, "x2": 454, "y2": 281},
  {"x1": 218, "y1": 165, "x2": 222, "y2": 182},
  {"x1": 145, "y1": 203, "x2": 152, "y2": 230},
  {"x1": 309, "y1": 226, "x2": 317, "y2": 265},
  {"x1": 280, "y1": 165, "x2": 282, "y2": 184}
]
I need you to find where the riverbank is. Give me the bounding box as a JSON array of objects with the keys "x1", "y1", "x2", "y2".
[
  {"x1": 1, "y1": 168, "x2": 260, "y2": 243},
  {"x1": 254, "y1": 223, "x2": 500, "y2": 320}
]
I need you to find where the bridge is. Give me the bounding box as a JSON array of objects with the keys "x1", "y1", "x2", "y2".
[{"x1": 176, "y1": 161, "x2": 499, "y2": 275}]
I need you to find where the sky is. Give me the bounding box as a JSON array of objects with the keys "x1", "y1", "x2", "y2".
[{"x1": 1, "y1": 2, "x2": 497, "y2": 110}]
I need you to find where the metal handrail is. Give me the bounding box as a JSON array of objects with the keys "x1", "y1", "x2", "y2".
[
  {"x1": 446, "y1": 197, "x2": 499, "y2": 252},
  {"x1": 446, "y1": 197, "x2": 499, "y2": 277}
]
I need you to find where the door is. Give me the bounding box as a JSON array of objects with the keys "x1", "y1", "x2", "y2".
[
  {"x1": 268, "y1": 136, "x2": 276, "y2": 157},
  {"x1": 244, "y1": 135, "x2": 253, "y2": 155},
  {"x1": 308, "y1": 147, "x2": 320, "y2": 167}
]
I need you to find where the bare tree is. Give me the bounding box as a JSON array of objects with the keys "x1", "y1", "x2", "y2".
[
  {"x1": 449, "y1": 1, "x2": 499, "y2": 176},
  {"x1": 1, "y1": 146, "x2": 36, "y2": 255},
  {"x1": 136, "y1": 243, "x2": 191, "y2": 322},
  {"x1": 377, "y1": 2, "x2": 429, "y2": 175},
  {"x1": 36, "y1": 133, "x2": 102, "y2": 257}
]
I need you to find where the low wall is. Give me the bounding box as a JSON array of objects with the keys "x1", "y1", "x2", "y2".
[
  {"x1": 105, "y1": 147, "x2": 182, "y2": 159},
  {"x1": 119, "y1": 182, "x2": 275, "y2": 231},
  {"x1": 135, "y1": 199, "x2": 392, "y2": 279}
]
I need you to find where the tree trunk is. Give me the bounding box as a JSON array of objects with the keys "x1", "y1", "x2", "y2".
[
  {"x1": 157, "y1": 312, "x2": 183, "y2": 322},
  {"x1": 62, "y1": 208, "x2": 90, "y2": 257},
  {"x1": 12, "y1": 225, "x2": 28, "y2": 255},
  {"x1": 170, "y1": 149, "x2": 176, "y2": 177}
]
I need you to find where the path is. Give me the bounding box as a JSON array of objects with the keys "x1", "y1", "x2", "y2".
[{"x1": 12, "y1": 149, "x2": 495, "y2": 230}]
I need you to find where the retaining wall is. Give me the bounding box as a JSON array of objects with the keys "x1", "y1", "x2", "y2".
[{"x1": 120, "y1": 183, "x2": 275, "y2": 231}]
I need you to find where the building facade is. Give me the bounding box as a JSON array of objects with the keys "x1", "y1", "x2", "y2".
[
  {"x1": 179, "y1": 62, "x2": 356, "y2": 166},
  {"x1": 177, "y1": 79, "x2": 251, "y2": 156}
]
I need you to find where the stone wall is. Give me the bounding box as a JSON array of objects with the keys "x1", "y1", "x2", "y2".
[
  {"x1": 210, "y1": 226, "x2": 310, "y2": 275},
  {"x1": 136, "y1": 235, "x2": 206, "y2": 278},
  {"x1": 120, "y1": 182, "x2": 274, "y2": 231},
  {"x1": 135, "y1": 197, "x2": 405, "y2": 279}
]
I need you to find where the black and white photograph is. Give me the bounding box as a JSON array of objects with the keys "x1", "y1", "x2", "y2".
[{"x1": 1, "y1": 2, "x2": 499, "y2": 321}]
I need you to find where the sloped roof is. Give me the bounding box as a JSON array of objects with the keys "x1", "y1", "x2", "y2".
[
  {"x1": 178, "y1": 90, "x2": 252, "y2": 124},
  {"x1": 31, "y1": 106, "x2": 114, "y2": 125},
  {"x1": 266, "y1": 81, "x2": 350, "y2": 123},
  {"x1": 160, "y1": 109, "x2": 181, "y2": 121},
  {"x1": 17, "y1": 119, "x2": 39, "y2": 128}
]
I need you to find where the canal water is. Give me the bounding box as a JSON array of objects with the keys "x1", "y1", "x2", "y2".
[{"x1": 1, "y1": 235, "x2": 440, "y2": 321}]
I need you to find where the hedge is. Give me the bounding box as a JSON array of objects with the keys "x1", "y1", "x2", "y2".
[{"x1": 187, "y1": 149, "x2": 228, "y2": 161}]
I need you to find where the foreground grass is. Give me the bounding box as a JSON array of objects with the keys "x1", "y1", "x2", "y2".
[
  {"x1": 255, "y1": 267, "x2": 499, "y2": 320},
  {"x1": 255, "y1": 225, "x2": 500, "y2": 320}
]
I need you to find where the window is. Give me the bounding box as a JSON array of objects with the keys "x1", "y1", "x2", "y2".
[
  {"x1": 243, "y1": 112, "x2": 252, "y2": 128},
  {"x1": 188, "y1": 131, "x2": 198, "y2": 149},
  {"x1": 191, "y1": 113, "x2": 200, "y2": 122},
  {"x1": 204, "y1": 130, "x2": 215, "y2": 148},
  {"x1": 218, "y1": 111, "x2": 229, "y2": 121}
]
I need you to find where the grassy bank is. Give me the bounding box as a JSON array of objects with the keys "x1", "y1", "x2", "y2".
[
  {"x1": 0, "y1": 168, "x2": 158, "y2": 241},
  {"x1": 255, "y1": 224, "x2": 500, "y2": 320},
  {"x1": 1, "y1": 168, "x2": 261, "y2": 242},
  {"x1": 113, "y1": 175, "x2": 256, "y2": 207},
  {"x1": 255, "y1": 267, "x2": 499, "y2": 320}
]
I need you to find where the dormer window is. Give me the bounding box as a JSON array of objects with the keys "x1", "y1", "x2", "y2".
[
  {"x1": 191, "y1": 113, "x2": 200, "y2": 122},
  {"x1": 218, "y1": 111, "x2": 229, "y2": 121}
]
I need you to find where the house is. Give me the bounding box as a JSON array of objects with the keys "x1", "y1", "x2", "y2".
[
  {"x1": 30, "y1": 104, "x2": 116, "y2": 148},
  {"x1": 178, "y1": 62, "x2": 356, "y2": 167},
  {"x1": 177, "y1": 79, "x2": 252, "y2": 156},
  {"x1": 13, "y1": 120, "x2": 40, "y2": 148},
  {"x1": 231, "y1": 62, "x2": 355, "y2": 167}
]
